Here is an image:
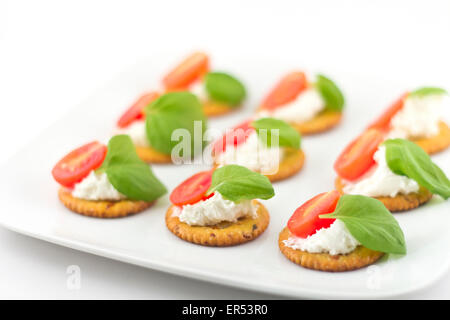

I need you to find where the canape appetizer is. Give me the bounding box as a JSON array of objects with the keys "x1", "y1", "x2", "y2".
[
  {"x1": 368, "y1": 87, "x2": 450, "y2": 154},
  {"x1": 211, "y1": 117, "x2": 304, "y2": 181},
  {"x1": 162, "y1": 52, "x2": 246, "y2": 116},
  {"x1": 52, "y1": 135, "x2": 167, "y2": 218},
  {"x1": 166, "y1": 165, "x2": 274, "y2": 246},
  {"x1": 256, "y1": 72, "x2": 344, "y2": 134},
  {"x1": 279, "y1": 191, "x2": 406, "y2": 272},
  {"x1": 116, "y1": 91, "x2": 207, "y2": 163},
  {"x1": 334, "y1": 130, "x2": 450, "y2": 212}
]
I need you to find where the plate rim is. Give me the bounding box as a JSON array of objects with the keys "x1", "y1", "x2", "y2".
[{"x1": 0, "y1": 217, "x2": 447, "y2": 299}]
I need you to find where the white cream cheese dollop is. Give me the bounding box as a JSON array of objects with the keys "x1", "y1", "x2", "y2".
[
  {"x1": 343, "y1": 146, "x2": 419, "y2": 197},
  {"x1": 116, "y1": 120, "x2": 149, "y2": 147},
  {"x1": 388, "y1": 94, "x2": 448, "y2": 139},
  {"x1": 215, "y1": 131, "x2": 284, "y2": 175},
  {"x1": 257, "y1": 88, "x2": 325, "y2": 123},
  {"x1": 72, "y1": 171, "x2": 126, "y2": 201},
  {"x1": 176, "y1": 192, "x2": 257, "y2": 226},
  {"x1": 189, "y1": 80, "x2": 208, "y2": 101},
  {"x1": 283, "y1": 220, "x2": 360, "y2": 255}
]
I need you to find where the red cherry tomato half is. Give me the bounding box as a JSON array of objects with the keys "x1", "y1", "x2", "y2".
[
  {"x1": 52, "y1": 141, "x2": 107, "y2": 188},
  {"x1": 212, "y1": 119, "x2": 254, "y2": 155},
  {"x1": 163, "y1": 52, "x2": 210, "y2": 90},
  {"x1": 117, "y1": 92, "x2": 159, "y2": 128},
  {"x1": 334, "y1": 129, "x2": 385, "y2": 181},
  {"x1": 287, "y1": 190, "x2": 340, "y2": 238},
  {"x1": 367, "y1": 92, "x2": 408, "y2": 131},
  {"x1": 170, "y1": 170, "x2": 214, "y2": 206},
  {"x1": 261, "y1": 71, "x2": 308, "y2": 110}
]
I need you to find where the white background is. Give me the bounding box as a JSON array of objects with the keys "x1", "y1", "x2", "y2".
[{"x1": 1, "y1": 0, "x2": 449, "y2": 299}]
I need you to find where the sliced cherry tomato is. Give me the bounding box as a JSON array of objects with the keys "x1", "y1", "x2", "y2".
[
  {"x1": 52, "y1": 141, "x2": 107, "y2": 188},
  {"x1": 334, "y1": 128, "x2": 385, "y2": 181},
  {"x1": 212, "y1": 119, "x2": 253, "y2": 155},
  {"x1": 287, "y1": 190, "x2": 340, "y2": 238},
  {"x1": 163, "y1": 52, "x2": 210, "y2": 90},
  {"x1": 367, "y1": 92, "x2": 408, "y2": 131},
  {"x1": 170, "y1": 170, "x2": 214, "y2": 206},
  {"x1": 117, "y1": 92, "x2": 159, "y2": 128},
  {"x1": 261, "y1": 71, "x2": 308, "y2": 110}
]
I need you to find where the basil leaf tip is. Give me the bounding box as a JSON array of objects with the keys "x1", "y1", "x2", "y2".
[
  {"x1": 207, "y1": 165, "x2": 274, "y2": 202},
  {"x1": 409, "y1": 87, "x2": 447, "y2": 98},
  {"x1": 251, "y1": 118, "x2": 301, "y2": 149},
  {"x1": 145, "y1": 92, "x2": 207, "y2": 156},
  {"x1": 315, "y1": 74, "x2": 345, "y2": 112},
  {"x1": 98, "y1": 134, "x2": 167, "y2": 202},
  {"x1": 204, "y1": 72, "x2": 246, "y2": 106},
  {"x1": 321, "y1": 194, "x2": 406, "y2": 255},
  {"x1": 383, "y1": 139, "x2": 450, "y2": 199}
]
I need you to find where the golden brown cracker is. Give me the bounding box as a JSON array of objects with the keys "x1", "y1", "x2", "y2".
[
  {"x1": 165, "y1": 201, "x2": 270, "y2": 246},
  {"x1": 265, "y1": 148, "x2": 305, "y2": 182},
  {"x1": 256, "y1": 106, "x2": 342, "y2": 135},
  {"x1": 278, "y1": 227, "x2": 384, "y2": 272},
  {"x1": 412, "y1": 121, "x2": 450, "y2": 155},
  {"x1": 289, "y1": 110, "x2": 342, "y2": 135},
  {"x1": 335, "y1": 177, "x2": 432, "y2": 212},
  {"x1": 135, "y1": 146, "x2": 172, "y2": 163},
  {"x1": 203, "y1": 100, "x2": 236, "y2": 117},
  {"x1": 58, "y1": 188, "x2": 154, "y2": 218}
]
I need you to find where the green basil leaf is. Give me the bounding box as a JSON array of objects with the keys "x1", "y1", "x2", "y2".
[
  {"x1": 100, "y1": 134, "x2": 143, "y2": 168},
  {"x1": 207, "y1": 165, "x2": 274, "y2": 202},
  {"x1": 98, "y1": 135, "x2": 167, "y2": 201},
  {"x1": 384, "y1": 139, "x2": 450, "y2": 199},
  {"x1": 315, "y1": 74, "x2": 345, "y2": 111},
  {"x1": 321, "y1": 195, "x2": 406, "y2": 254},
  {"x1": 409, "y1": 87, "x2": 447, "y2": 98},
  {"x1": 251, "y1": 117, "x2": 301, "y2": 149},
  {"x1": 145, "y1": 92, "x2": 207, "y2": 156},
  {"x1": 204, "y1": 72, "x2": 246, "y2": 106}
]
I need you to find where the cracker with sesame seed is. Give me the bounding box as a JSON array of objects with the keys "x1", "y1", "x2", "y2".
[
  {"x1": 165, "y1": 200, "x2": 269, "y2": 246},
  {"x1": 412, "y1": 121, "x2": 450, "y2": 155},
  {"x1": 214, "y1": 148, "x2": 305, "y2": 183},
  {"x1": 278, "y1": 227, "x2": 384, "y2": 272},
  {"x1": 335, "y1": 177, "x2": 433, "y2": 213},
  {"x1": 58, "y1": 188, "x2": 154, "y2": 218},
  {"x1": 256, "y1": 108, "x2": 342, "y2": 135}
]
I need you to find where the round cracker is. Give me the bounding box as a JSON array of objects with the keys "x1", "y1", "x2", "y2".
[
  {"x1": 203, "y1": 100, "x2": 237, "y2": 117},
  {"x1": 278, "y1": 227, "x2": 384, "y2": 272},
  {"x1": 335, "y1": 177, "x2": 432, "y2": 212},
  {"x1": 256, "y1": 107, "x2": 342, "y2": 135},
  {"x1": 58, "y1": 188, "x2": 154, "y2": 218},
  {"x1": 265, "y1": 148, "x2": 305, "y2": 182},
  {"x1": 289, "y1": 110, "x2": 342, "y2": 135},
  {"x1": 135, "y1": 146, "x2": 172, "y2": 163},
  {"x1": 165, "y1": 201, "x2": 270, "y2": 246},
  {"x1": 213, "y1": 148, "x2": 305, "y2": 182},
  {"x1": 412, "y1": 121, "x2": 450, "y2": 155}
]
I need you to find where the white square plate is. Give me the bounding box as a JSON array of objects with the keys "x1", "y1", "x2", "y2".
[{"x1": 1, "y1": 56, "x2": 449, "y2": 299}]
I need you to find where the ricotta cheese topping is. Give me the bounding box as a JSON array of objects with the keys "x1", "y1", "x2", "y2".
[
  {"x1": 257, "y1": 88, "x2": 325, "y2": 123},
  {"x1": 176, "y1": 192, "x2": 257, "y2": 226},
  {"x1": 342, "y1": 146, "x2": 419, "y2": 197},
  {"x1": 215, "y1": 131, "x2": 284, "y2": 175},
  {"x1": 388, "y1": 94, "x2": 448, "y2": 139},
  {"x1": 116, "y1": 120, "x2": 149, "y2": 147},
  {"x1": 72, "y1": 171, "x2": 126, "y2": 201},
  {"x1": 283, "y1": 220, "x2": 359, "y2": 255}
]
